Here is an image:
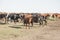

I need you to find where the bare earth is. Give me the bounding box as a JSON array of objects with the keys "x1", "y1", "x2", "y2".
[{"x1": 0, "y1": 19, "x2": 60, "y2": 40}]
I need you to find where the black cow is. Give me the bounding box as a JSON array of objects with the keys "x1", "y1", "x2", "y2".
[
  {"x1": 0, "y1": 13, "x2": 7, "y2": 23},
  {"x1": 38, "y1": 15, "x2": 47, "y2": 25},
  {"x1": 32, "y1": 13, "x2": 47, "y2": 25},
  {"x1": 7, "y1": 13, "x2": 21, "y2": 24}
]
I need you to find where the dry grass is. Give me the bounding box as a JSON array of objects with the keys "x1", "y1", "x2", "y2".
[{"x1": 0, "y1": 19, "x2": 60, "y2": 40}]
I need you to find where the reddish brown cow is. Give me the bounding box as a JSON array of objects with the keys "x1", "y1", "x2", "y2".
[
  {"x1": 52, "y1": 13, "x2": 60, "y2": 18},
  {"x1": 23, "y1": 14, "x2": 33, "y2": 29},
  {"x1": 41, "y1": 13, "x2": 50, "y2": 16},
  {"x1": 40, "y1": 13, "x2": 50, "y2": 19},
  {"x1": 57, "y1": 14, "x2": 60, "y2": 18}
]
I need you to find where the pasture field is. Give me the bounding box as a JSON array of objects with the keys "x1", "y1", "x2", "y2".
[{"x1": 0, "y1": 19, "x2": 60, "y2": 40}]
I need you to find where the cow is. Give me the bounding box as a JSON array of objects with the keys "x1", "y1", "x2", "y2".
[
  {"x1": 0, "y1": 12, "x2": 7, "y2": 23},
  {"x1": 41, "y1": 13, "x2": 50, "y2": 19},
  {"x1": 51, "y1": 13, "x2": 60, "y2": 19},
  {"x1": 38, "y1": 14, "x2": 47, "y2": 25},
  {"x1": 22, "y1": 13, "x2": 33, "y2": 29},
  {"x1": 32, "y1": 13, "x2": 47, "y2": 25},
  {"x1": 52, "y1": 13, "x2": 58, "y2": 18},
  {"x1": 7, "y1": 13, "x2": 21, "y2": 24},
  {"x1": 56, "y1": 14, "x2": 60, "y2": 18}
]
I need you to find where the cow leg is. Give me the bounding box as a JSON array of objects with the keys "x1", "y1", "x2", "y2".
[
  {"x1": 41, "y1": 21, "x2": 43, "y2": 25},
  {"x1": 6, "y1": 16, "x2": 10, "y2": 23},
  {"x1": 26, "y1": 24, "x2": 28, "y2": 29},
  {"x1": 14, "y1": 20, "x2": 16, "y2": 24},
  {"x1": 6, "y1": 17, "x2": 8, "y2": 23},
  {"x1": 24, "y1": 23, "x2": 28, "y2": 29},
  {"x1": 14, "y1": 19, "x2": 18, "y2": 24},
  {"x1": 39, "y1": 20, "x2": 43, "y2": 25},
  {"x1": 31, "y1": 20, "x2": 33, "y2": 27},
  {"x1": 28, "y1": 23, "x2": 30, "y2": 29},
  {"x1": 39, "y1": 21, "x2": 41, "y2": 25},
  {"x1": 24, "y1": 23, "x2": 25, "y2": 26},
  {"x1": 31, "y1": 21, "x2": 33, "y2": 27},
  {"x1": 5, "y1": 17, "x2": 7, "y2": 23},
  {"x1": 23, "y1": 19, "x2": 26, "y2": 26},
  {"x1": 44, "y1": 20, "x2": 47, "y2": 25},
  {"x1": 10, "y1": 18, "x2": 12, "y2": 22},
  {"x1": 39, "y1": 20, "x2": 43, "y2": 27}
]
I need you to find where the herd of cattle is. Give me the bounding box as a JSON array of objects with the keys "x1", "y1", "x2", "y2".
[{"x1": 0, "y1": 12, "x2": 60, "y2": 28}]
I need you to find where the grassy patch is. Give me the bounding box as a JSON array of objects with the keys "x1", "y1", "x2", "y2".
[{"x1": 47, "y1": 17, "x2": 56, "y2": 21}]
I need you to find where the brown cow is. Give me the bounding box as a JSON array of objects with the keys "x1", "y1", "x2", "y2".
[
  {"x1": 57, "y1": 14, "x2": 60, "y2": 18},
  {"x1": 52, "y1": 13, "x2": 58, "y2": 18},
  {"x1": 23, "y1": 14, "x2": 33, "y2": 29},
  {"x1": 52, "y1": 13, "x2": 60, "y2": 19},
  {"x1": 40, "y1": 13, "x2": 50, "y2": 19}
]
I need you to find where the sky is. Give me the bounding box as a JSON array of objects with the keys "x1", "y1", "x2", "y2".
[{"x1": 0, "y1": 0, "x2": 60, "y2": 13}]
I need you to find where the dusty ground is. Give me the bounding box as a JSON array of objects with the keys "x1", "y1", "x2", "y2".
[{"x1": 0, "y1": 19, "x2": 60, "y2": 40}]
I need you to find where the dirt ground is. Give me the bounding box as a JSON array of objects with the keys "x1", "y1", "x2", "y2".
[{"x1": 0, "y1": 19, "x2": 60, "y2": 40}]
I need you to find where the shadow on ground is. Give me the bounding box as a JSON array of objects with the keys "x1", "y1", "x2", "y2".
[
  {"x1": 8, "y1": 25, "x2": 22, "y2": 29},
  {"x1": 0, "y1": 22, "x2": 6, "y2": 25}
]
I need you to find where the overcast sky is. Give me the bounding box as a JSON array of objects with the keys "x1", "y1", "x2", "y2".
[{"x1": 0, "y1": 0, "x2": 60, "y2": 13}]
